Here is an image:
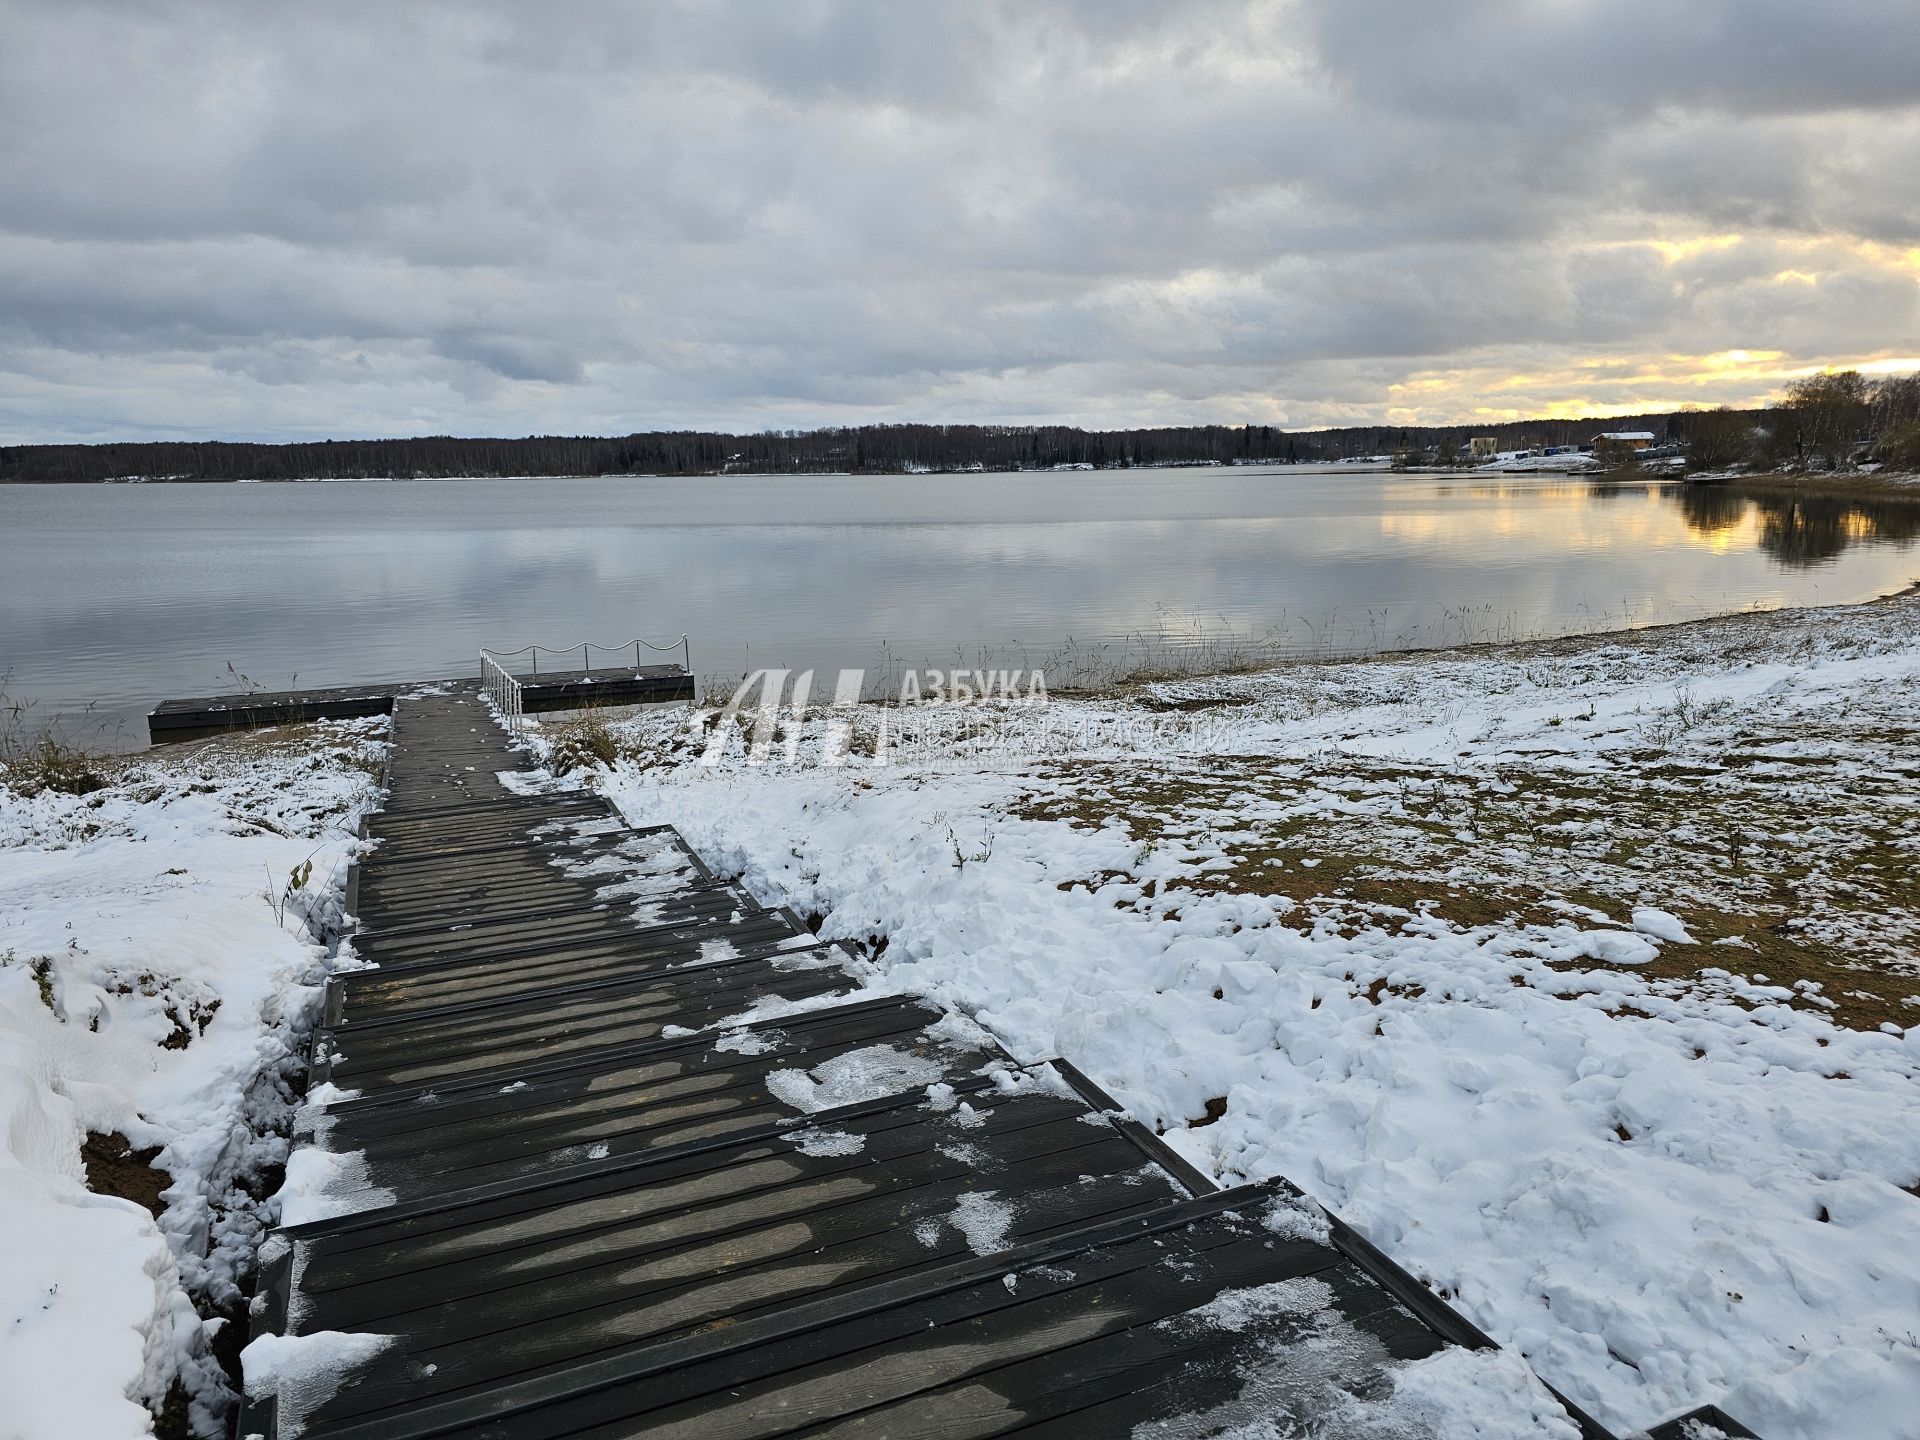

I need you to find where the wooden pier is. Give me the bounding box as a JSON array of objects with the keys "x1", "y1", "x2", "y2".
[
  {"x1": 236, "y1": 682, "x2": 1752, "y2": 1439},
  {"x1": 146, "y1": 664, "x2": 691, "y2": 743}
]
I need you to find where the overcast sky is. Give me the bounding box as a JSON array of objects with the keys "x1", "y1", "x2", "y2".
[{"x1": 2, "y1": 0, "x2": 1917, "y2": 443}]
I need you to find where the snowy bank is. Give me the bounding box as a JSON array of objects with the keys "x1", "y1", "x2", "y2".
[
  {"x1": 535, "y1": 597, "x2": 1920, "y2": 1439},
  {"x1": 0, "y1": 720, "x2": 385, "y2": 1437}
]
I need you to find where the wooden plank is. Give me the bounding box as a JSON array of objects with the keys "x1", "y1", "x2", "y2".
[
  {"x1": 328, "y1": 919, "x2": 819, "y2": 1019},
  {"x1": 957, "y1": 1264, "x2": 1438, "y2": 1440},
  {"x1": 361, "y1": 819, "x2": 675, "y2": 868},
  {"x1": 353, "y1": 834, "x2": 724, "y2": 933},
  {"x1": 248, "y1": 1184, "x2": 1417, "y2": 1440},
  {"x1": 268, "y1": 1096, "x2": 1202, "y2": 1434},
  {"x1": 326, "y1": 934, "x2": 847, "y2": 1026},
  {"x1": 311, "y1": 990, "x2": 963, "y2": 1100},
  {"x1": 293, "y1": 1103, "x2": 1174, "y2": 1337},
  {"x1": 348, "y1": 889, "x2": 769, "y2": 969},
  {"x1": 361, "y1": 802, "x2": 622, "y2": 858},
  {"x1": 352, "y1": 854, "x2": 722, "y2": 935},
  {"x1": 317, "y1": 954, "x2": 858, "y2": 1082},
  {"x1": 354, "y1": 827, "x2": 709, "y2": 906},
  {"x1": 299, "y1": 997, "x2": 992, "y2": 1200}
]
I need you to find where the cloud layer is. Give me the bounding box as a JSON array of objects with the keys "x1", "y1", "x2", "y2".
[{"x1": 2, "y1": 0, "x2": 1917, "y2": 441}]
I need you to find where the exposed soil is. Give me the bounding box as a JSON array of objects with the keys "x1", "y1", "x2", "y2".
[{"x1": 80, "y1": 1130, "x2": 169, "y2": 1217}]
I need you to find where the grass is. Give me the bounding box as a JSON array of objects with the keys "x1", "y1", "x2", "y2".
[
  {"x1": 1714, "y1": 470, "x2": 1920, "y2": 503},
  {"x1": 1011, "y1": 711, "x2": 1920, "y2": 1032},
  {"x1": 0, "y1": 688, "x2": 111, "y2": 796},
  {"x1": 0, "y1": 731, "x2": 109, "y2": 796},
  {"x1": 544, "y1": 706, "x2": 635, "y2": 774}
]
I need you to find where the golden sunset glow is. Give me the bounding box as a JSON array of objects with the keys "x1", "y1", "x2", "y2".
[
  {"x1": 1299, "y1": 231, "x2": 1920, "y2": 427},
  {"x1": 1380, "y1": 339, "x2": 1920, "y2": 426}
]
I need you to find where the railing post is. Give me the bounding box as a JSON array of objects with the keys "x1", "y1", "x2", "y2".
[{"x1": 583, "y1": 642, "x2": 590, "y2": 674}]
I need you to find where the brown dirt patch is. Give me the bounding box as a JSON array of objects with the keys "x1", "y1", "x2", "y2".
[{"x1": 81, "y1": 1130, "x2": 168, "y2": 1217}]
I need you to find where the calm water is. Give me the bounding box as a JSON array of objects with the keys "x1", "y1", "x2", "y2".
[{"x1": 3, "y1": 468, "x2": 1917, "y2": 746}]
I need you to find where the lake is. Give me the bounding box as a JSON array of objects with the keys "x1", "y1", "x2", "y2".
[{"x1": 3, "y1": 467, "x2": 1917, "y2": 747}]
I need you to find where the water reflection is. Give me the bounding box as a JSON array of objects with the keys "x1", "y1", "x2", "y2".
[
  {"x1": 2, "y1": 468, "x2": 1917, "y2": 745},
  {"x1": 1670, "y1": 485, "x2": 1920, "y2": 567}
]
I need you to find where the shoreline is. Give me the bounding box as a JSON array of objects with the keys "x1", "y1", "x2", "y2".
[
  {"x1": 1705, "y1": 469, "x2": 1920, "y2": 504},
  {"x1": 1092, "y1": 585, "x2": 1920, "y2": 693}
]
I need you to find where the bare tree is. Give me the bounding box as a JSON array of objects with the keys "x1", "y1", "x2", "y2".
[
  {"x1": 1684, "y1": 407, "x2": 1755, "y2": 473},
  {"x1": 1782, "y1": 369, "x2": 1871, "y2": 469},
  {"x1": 1593, "y1": 436, "x2": 1641, "y2": 470},
  {"x1": 1869, "y1": 373, "x2": 1920, "y2": 433}
]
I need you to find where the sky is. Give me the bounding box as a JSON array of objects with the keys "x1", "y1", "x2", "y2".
[{"x1": 2, "y1": 0, "x2": 1918, "y2": 444}]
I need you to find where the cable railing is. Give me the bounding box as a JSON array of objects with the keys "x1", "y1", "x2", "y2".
[
  {"x1": 479, "y1": 634, "x2": 691, "y2": 680},
  {"x1": 478, "y1": 634, "x2": 692, "y2": 735}
]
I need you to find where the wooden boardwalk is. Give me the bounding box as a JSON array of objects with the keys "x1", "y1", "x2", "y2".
[{"x1": 238, "y1": 683, "x2": 1741, "y2": 1439}]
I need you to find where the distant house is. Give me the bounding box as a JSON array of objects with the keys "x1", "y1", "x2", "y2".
[
  {"x1": 1592, "y1": 430, "x2": 1655, "y2": 451},
  {"x1": 1469, "y1": 436, "x2": 1499, "y2": 458}
]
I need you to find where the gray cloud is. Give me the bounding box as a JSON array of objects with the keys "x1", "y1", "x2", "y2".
[{"x1": 0, "y1": 0, "x2": 1916, "y2": 442}]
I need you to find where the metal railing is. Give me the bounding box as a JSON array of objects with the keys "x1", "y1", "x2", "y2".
[
  {"x1": 479, "y1": 634, "x2": 691, "y2": 680},
  {"x1": 479, "y1": 634, "x2": 692, "y2": 734},
  {"x1": 480, "y1": 652, "x2": 526, "y2": 733}
]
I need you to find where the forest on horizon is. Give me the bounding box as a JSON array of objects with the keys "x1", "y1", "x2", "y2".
[{"x1": 0, "y1": 409, "x2": 1753, "y2": 483}]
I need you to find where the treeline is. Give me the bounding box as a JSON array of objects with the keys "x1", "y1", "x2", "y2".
[
  {"x1": 0, "y1": 412, "x2": 1712, "y2": 484},
  {"x1": 4, "y1": 379, "x2": 1915, "y2": 483}
]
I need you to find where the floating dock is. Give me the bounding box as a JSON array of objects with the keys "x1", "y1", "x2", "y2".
[
  {"x1": 146, "y1": 664, "x2": 692, "y2": 743},
  {"x1": 235, "y1": 681, "x2": 1758, "y2": 1439}
]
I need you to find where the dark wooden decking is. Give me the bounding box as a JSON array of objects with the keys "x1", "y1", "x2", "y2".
[
  {"x1": 238, "y1": 684, "x2": 1738, "y2": 1439},
  {"x1": 147, "y1": 666, "x2": 692, "y2": 742}
]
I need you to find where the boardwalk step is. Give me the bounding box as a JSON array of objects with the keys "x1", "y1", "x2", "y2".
[
  {"x1": 326, "y1": 935, "x2": 851, "y2": 1027},
  {"x1": 338, "y1": 909, "x2": 813, "y2": 991},
  {"x1": 245, "y1": 1180, "x2": 1455, "y2": 1440}
]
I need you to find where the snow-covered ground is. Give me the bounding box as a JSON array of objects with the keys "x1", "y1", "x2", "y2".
[
  {"x1": 0, "y1": 720, "x2": 384, "y2": 1438},
  {"x1": 1472, "y1": 453, "x2": 1600, "y2": 473},
  {"x1": 530, "y1": 597, "x2": 1920, "y2": 1440}
]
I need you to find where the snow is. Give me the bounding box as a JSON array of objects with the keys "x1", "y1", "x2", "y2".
[
  {"x1": 1177, "y1": 1277, "x2": 1333, "y2": 1333},
  {"x1": 584, "y1": 596, "x2": 1920, "y2": 1440},
  {"x1": 0, "y1": 718, "x2": 386, "y2": 1437},
  {"x1": 237, "y1": 1329, "x2": 393, "y2": 1436},
  {"x1": 1141, "y1": 1272, "x2": 1585, "y2": 1438},
  {"x1": 1634, "y1": 906, "x2": 1697, "y2": 944},
  {"x1": 1262, "y1": 1192, "x2": 1332, "y2": 1244},
  {"x1": 786, "y1": 1128, "x2": 866, "y2": 1157},
  {"x1": 276, "y1": 1141, "x2": 393, "y2": 1228},
  {"x1": 944, "y1": 1190, "x2": 1017, "y2": 1255},
  {"x1": 764, "y1": 1043, "x2": 952, "y2": 1113},
  {"x1": 713, "y1": 1026, "x2": 782, "y2": 1056},
  {"x1": 1352, "y1": 1347, "x2": 1587, "y2": 1440}
]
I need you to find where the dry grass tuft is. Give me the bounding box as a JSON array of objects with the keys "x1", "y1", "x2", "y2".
[
  {"x1": 546, "y1": 710, "x2": 621, "y2": 775},
  {"x1": 0, "y1": 687, "x2": 115, "y2": 796}
]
